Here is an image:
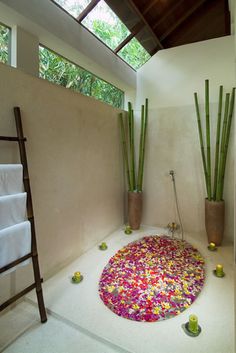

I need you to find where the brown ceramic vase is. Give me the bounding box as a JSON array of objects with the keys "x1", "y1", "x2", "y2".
[
  {"x1": 205, "y1": 199, "x2": 225, "y2": 246},
  {"x1": 128, "y1": 191, "x2": 142, "y2": 230}
]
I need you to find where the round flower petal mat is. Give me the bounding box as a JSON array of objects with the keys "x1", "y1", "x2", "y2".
[{"x1": 99, "y1": 235, "x2": 205, "y2": 322}]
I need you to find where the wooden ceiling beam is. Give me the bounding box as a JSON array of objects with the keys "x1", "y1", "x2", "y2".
[
  {"x1": 153, "y1": 0, "x2": 184, "y2": 30},
  {"x1": 160, "y1": 0, "x2": 209, "y2": 41},
  {"x1": 77, "y1": 0, "x2": 101, "y2": 23},
  {"x1": 114, "y1": 21, "x2": 144, "y2": 54},
  {"x1": 224, "y1": 0, "x2": 231, "y2": 34},
  {"x1": 143, "y1": 0, "x2": 159, "y2": 15},
  {"x1": 127, "y1": 0, "x2": 164, "y2": 49},
  {"x1": 149, "y1": 44, "x2": 161, "y2": 56}
]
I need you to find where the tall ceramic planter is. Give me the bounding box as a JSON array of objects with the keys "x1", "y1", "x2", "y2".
[
  {"x1": 205, "y1": 199, "x2": 225, "y2": 245},
  {"x1": 128, "y1": 191, "x2": 142, "y2": 230}
]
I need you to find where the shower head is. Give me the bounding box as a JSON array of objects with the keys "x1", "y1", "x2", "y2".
[{"x1": 169, "y1": 170, "x2": 175, "y2": 181}]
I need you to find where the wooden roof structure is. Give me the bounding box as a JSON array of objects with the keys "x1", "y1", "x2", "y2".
[
  {"x1": 51, "y1": 0, "x2": 231, "y2": 68},
  {"x1": 106, "y1": 0, "x2": 230, "y2": 55}
]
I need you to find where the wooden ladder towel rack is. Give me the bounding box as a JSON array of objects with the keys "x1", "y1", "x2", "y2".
[{"x1": 0, "y1": 107, "x2": 47, "y2": 323}]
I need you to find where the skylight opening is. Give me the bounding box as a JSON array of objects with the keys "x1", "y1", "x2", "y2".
[
  {"x1": 118, "y1": 37, "x2": 151, "y2": 70},
  {"x1": 51, "y1": 0, "x2": 151, "y2": 70},
  {"x1": 53, "y1": 0, "x2": 91, "y2": 18},
  {"x1": 82, "y1": 0, "x2": 130, "y2": 50}
]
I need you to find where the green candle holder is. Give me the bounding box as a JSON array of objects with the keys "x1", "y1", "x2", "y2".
[
  {"x1": 207, "y1": 242, "x2": 217, "y2": 251},
  {"x1": 182, "y1": 315, "x2": 201, "y2": 337},
  {"x1": 213, "y1": 264, "x2": 225, "y2": 278},
  {"x1": 71, "y1": 272, "x2": 83, "y2": 283},
  {"x1": 99, "y1": 242, "x2": 108, "y2": 250},
  {"x1": 124, "y1": 225, "x2": 132, "y2": 235}
]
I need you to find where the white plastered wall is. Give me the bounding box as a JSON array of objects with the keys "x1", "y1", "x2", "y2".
[
  {"x1": 136, "y1": 36, "x2": 235, "y2": 243},
  {"x1": 11, "y1": 25, "x2": 39, "y2": 76},
  {"x1": 0, "y1": 63, "x2": 124, "y2": 301}
]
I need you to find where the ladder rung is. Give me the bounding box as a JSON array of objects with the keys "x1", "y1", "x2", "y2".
[
  {"x1": 0, "y1": 253, "x2": 33, "y2": 273},
  {"x1": 0, "y1": 106, "x2": 47, "y2": 323},
  {"x1": 0, "y1": 279, "x2": 43, "y2": 311},
  {"x1": 0, "y1": 136, "x2": 27, "y2": 142}
]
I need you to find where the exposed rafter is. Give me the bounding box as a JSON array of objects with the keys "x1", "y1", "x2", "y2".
[
  {"x1": 126, "y1": 0, "x2": 164, "y2": 50},
  {"x1": 143, "y1": 0, "x2": 159, "y2": 15},
  {"x1": 77, "y1": 0, "x2": 101, "y2": 23},
  {"x1": 51, "y1": 0, "x2": 230, "y2": 67},
  {"x1": 160, "y1": 0, "x2": 209, "y2": 41},
  {"x1": 224, "y1": 0, "x2": 231, "y2": 34},
  {"x1": 149, "y1": 44, "x2": 161, "y2": 56},
  {"x1": 153, "y1": 0, "x2": 184, "y2": 30},
  {"x1": 114, "y1": 21, "x2": 144, "y2": 54}
]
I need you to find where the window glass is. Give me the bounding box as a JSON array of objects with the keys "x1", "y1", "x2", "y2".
[
  {"x1": 53, "y1": 0, "x2": 91, "y2": 18},
  {"x1": 0, "y1": 23, "x2": 10, "y2": 64},
  {"x1": 82, "y1": 0, "x2": 130, "y2": 50},
  {"x1": 39, "y1": 46, "x2": 124, "y2": 108},
  {"x1": 52, "y1": 0, "x2": 151, "y2": 70},
  {"x1": 118, "y1": 37, "x2": 150, "y2": 70}
]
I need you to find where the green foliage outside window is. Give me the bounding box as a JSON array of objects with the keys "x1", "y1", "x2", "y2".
[
  {"x1": 82, "y1": 1, "x2": 130, "y2": 51},
  {"x1": 54, "y1": 0, "x2": 90, "y2": 18},
  {"x1": 39, "y1": 46, "x2": 124, "y2": 108},
  {"x1": 53, "y1": 0, "x2": 150, "y2": 70},
  {"x1": 0, "y1": 24, "x2": 10, "y2": 64},
  {"x1": 118, "y1": 37, "x2": 151, "y2": 70}
]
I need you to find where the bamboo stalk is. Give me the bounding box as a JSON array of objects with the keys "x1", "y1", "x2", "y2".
[
  {"x1": 128, "y1": 102, "x2": 132, "y2": 150},
  {"x1": 137, "y1": 105, "x2": 145, "y2": 191},
  {"x1": 218, "y1": 88, "x2": 235, "y2": 200},
  {"x1": 216, "y1": 93, "x2": 230, "y2": 201},
  {"x1": 139, "y1": 98, "x2": 148, "y2": 191},
  {"x1": 130, "y1": 109, "x2": 136, "y2": 190},
  {"x1": 119, "y1": 113, "x2": 131, "y2": 191},
  {"x1": 205, "y1": 79, "x2": 212, "y2": 200},
  {"x1": 213, "y1": 85, "x2": 223, "y2": 200},
  {"x1": 194, "y1": 92, "x2": 208, "y2": 197},
  {"x1": 128, "y1": 102, "x2": 133, "y2": 191}
]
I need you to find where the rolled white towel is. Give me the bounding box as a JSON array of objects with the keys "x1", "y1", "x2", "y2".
[
  {"x1": 0, "y1": 193, "x2": 27, "y2": 230},
  {"x1": 0, "y1": 221, "x2": 31, "y2": 271},
  {"x1": 0, "y1": 164, "x2": 24, "y2": 196}
]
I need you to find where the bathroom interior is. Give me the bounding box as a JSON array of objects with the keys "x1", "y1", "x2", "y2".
[{"x1": 0, "y1": 0, "x2": 235, "y2": 352}]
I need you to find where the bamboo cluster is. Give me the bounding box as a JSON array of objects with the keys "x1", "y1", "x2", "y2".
[
  {"x1": 119, "y1": 99, "x2": 148, "y2": 192},
  {"x1": 194, "y1": 80, "x2": 235, "y2": 201}
]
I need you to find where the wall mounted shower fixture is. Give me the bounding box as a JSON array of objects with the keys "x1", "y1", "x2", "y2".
[{"x1": 169, "y1": 170, "x2": 184, "y2": 241}]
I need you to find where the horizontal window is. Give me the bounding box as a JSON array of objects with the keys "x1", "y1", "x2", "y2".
[
  {"x1": 0, "y1": 23, "x2": 10, "y2": 64},
  {"x1": 39, "y1": 46, "x2": 124, "y2": 109}
]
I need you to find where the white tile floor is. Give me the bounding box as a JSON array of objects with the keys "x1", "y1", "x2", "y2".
[
  {"x1": 0, "y1": 226, "x2": 234, "y2": 353},
  {"x1": 0, "y1": 302, "x2": 125, "y2": 353}
]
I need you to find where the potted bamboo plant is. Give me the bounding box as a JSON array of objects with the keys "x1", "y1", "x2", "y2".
[
  {"x1": 119, "y1": 99, "x2": 148, "y2": 230},
  {"x1": 194, "y1": 80, "x2": 235, "y2": 245}
]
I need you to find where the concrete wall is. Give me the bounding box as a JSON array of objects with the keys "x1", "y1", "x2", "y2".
[
  {"x1": 136, "y1": 36, "x2": 235, "y2": 242},
  {"x1": 0, "y1": 63, "x2": 124, "y2": 300}
]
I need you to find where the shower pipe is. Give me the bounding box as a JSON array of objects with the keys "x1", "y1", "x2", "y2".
[{"x1": 169, "y1": 170, "x2": 184, "y2": 242}]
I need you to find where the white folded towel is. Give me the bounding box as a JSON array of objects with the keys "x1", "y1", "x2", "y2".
[
  {"x1": 0, "y1": 164, "x2": 24, "y2": 196},
  {"x1": 0, "y1": 193, "x2": 27, "y2": 230},
  {"x1": 0, "y1": 221, "x2": 31, "y2": 271}
]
